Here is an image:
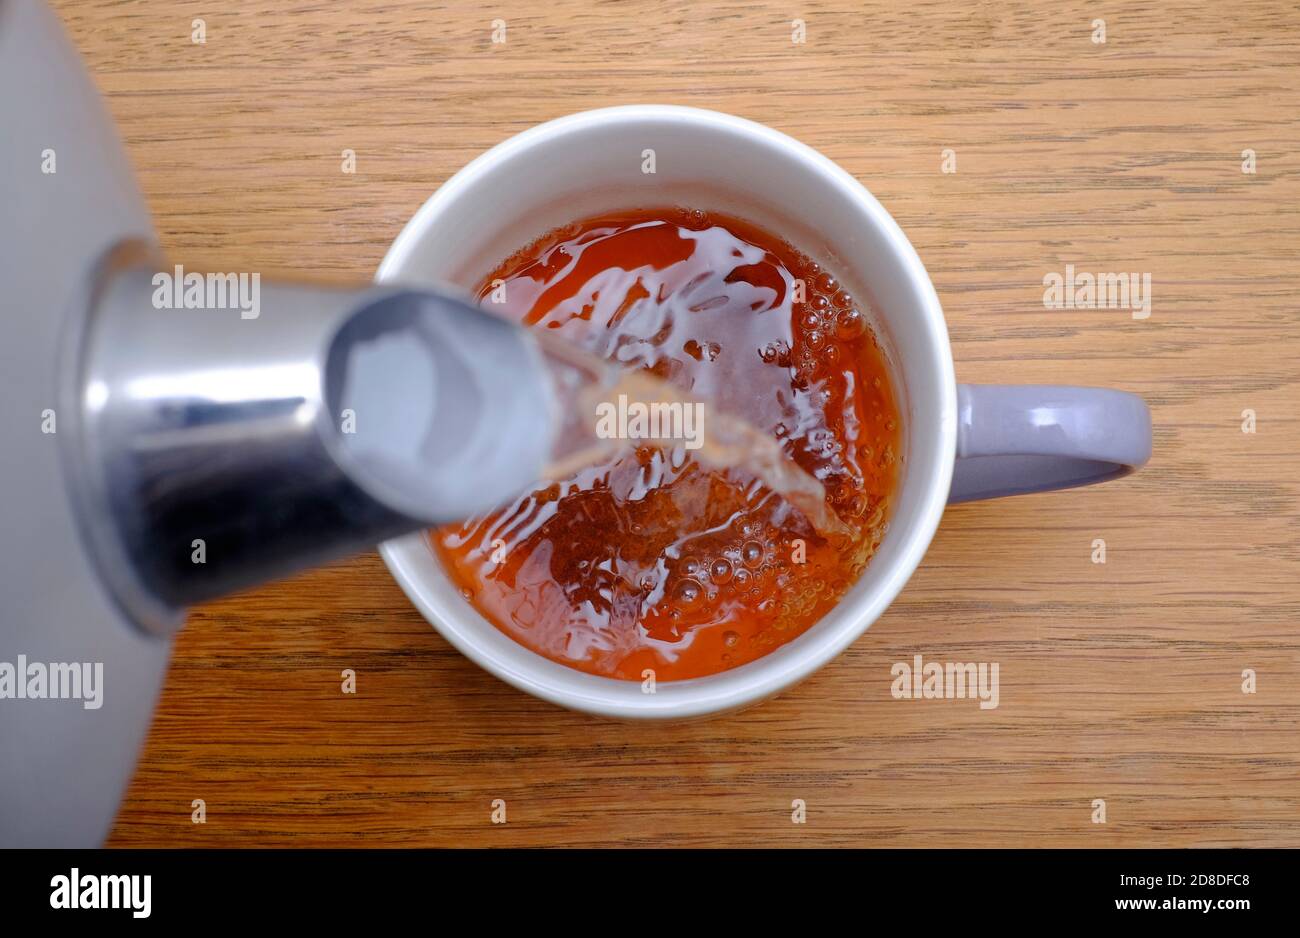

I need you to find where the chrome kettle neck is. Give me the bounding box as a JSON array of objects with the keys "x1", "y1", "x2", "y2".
[{"x1": 61, "y1": 240, "x2": 555, "y2": 636}]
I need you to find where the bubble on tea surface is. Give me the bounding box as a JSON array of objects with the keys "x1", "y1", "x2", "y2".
[
  {"x1": 835, "y1": 308, "x2": 865, "y2": 341},
  {"x1": 674, "y1": 578, "x2": 703, "y2": 606}
]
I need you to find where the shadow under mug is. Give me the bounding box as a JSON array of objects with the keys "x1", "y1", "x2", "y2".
[{"x1": 376, "y1": 105, "x2": 1152, "y2": 720}]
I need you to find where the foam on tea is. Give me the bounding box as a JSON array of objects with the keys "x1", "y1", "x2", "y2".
[{"x1": 434, "y1": 207, "x2": 902, "y2": 681}]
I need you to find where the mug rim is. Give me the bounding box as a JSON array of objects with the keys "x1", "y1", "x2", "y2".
[{"x1": 376, "y1": 104, "x2": 957, "y2": 719}]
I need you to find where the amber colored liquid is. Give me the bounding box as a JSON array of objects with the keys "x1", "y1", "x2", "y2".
[{"x1": 433, "y1": 207, "x2": 902, "y2": 681}]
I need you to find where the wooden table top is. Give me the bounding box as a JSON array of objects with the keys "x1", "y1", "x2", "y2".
[{"x1": 58, "y1": 0, "x2": 1299, "y2": 847}]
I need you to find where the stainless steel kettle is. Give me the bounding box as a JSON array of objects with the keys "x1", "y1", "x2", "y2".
[{"x1": 0, "y1": 0, "x2": 557, "y2": 845}]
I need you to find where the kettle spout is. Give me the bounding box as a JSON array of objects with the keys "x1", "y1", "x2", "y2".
[{"x1": 62, "y1": 240, "x2": 557, "y2": 635}]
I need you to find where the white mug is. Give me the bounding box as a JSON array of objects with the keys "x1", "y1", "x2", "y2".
[{"x1": 376, "y1": 105, "x2": 1150, "y2": 719}]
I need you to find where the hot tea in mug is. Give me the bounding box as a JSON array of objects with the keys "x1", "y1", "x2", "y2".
[{"x1": 434, "y1": 207, "x2": 902, "y2": 680}]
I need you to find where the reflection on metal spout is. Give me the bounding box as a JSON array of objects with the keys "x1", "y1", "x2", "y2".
[
  {"x1": 84, "y1": 379, "x2": 109, "y2": 412},
  {"x1": 293, "y1": 402, "x2": 319, "y2": 427},
  {"x1": 124, "y1": 363, "x2": 319, "y2": 405}
]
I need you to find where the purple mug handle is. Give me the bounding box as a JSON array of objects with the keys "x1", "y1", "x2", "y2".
[{"x1": 949, "y1": 385, "x2": 1152, "y2": 503}]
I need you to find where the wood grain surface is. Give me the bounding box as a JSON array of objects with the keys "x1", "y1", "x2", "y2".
[{"x1": 53, "y1": 0, "x2": 1300, "y2": 847}]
